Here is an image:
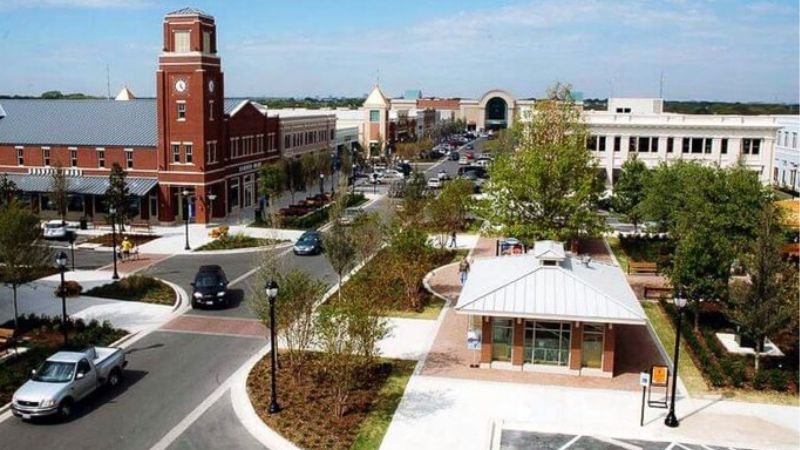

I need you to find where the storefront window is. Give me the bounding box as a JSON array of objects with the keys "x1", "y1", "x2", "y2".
[
  {"x1": 67, "y1": 195, "x2": 84, "y2": 212},
  {"x1": 581, "y1": 324, "x2": 604, "y2": 369},
  {"x1": 228, "y1": 178, "x2": 240, "y2": 210},
  {"x1": 491, "y1": 319, "x2": 513, "y2": 362},
  {"x1": 524, "y1": 321, "x2": 571, "y2": 366}
]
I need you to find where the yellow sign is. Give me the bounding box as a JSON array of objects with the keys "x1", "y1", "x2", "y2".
[{"x1": 651, "y1": 365, "x2": 668, "y2": 386}]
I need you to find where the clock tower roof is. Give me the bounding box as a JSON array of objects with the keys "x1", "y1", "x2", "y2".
[{"x1": 166, "y1": 7, "x2": 212, "y2": 19}]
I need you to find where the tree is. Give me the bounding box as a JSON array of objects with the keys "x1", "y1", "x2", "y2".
[
  {"x1": 483, "y1": 126, "x2": 519, "y2": 156},
  {"x1": 300, "y1": 153, "x2": 319, "y2": 194},
  {"x1": 0, "y1": 174, "x2": 19, "y2": 206},
  {"x1": 105, "y1": 162, "x2": 131, "y2": 229},
  {"x1": 480, "y1": 83, "x2": 606, "y2": 246},
  {"x1": 251, "y1": 267, "x2": 327, "y2": 369},
  {"x1": 259, "y1": 161, "x2": 287, "y2": 224},
  {"x1": 323, "y1": 219, "x2": 356, "y2": 301},
  {"x1": 51, "y1": 162, "x2": 69, "y2": 223},
  {"x1": 726, "y1": 203, "x2": 798, "y2": 371},
  {"x1": 428, "y1": 178, "x2": 474, "y2": 247},
  {"x1": 396, "y1": 170, "x2": 428, "y2": 226},
  {"x1": 282, "y1": 158, "x2": 304, "y2": 204},
  {"x1": 611, "y1": 156, "x2": 648, "y2": 232},
  {"x1": 387, "y1": 225, "x2": 431, "y2": 310},
  {"x1": 351, "y1": 211, "x2": 385, "y2": 264},
  {"x1": 0, "y1": 200, "x2": 51, "y2": 336}
]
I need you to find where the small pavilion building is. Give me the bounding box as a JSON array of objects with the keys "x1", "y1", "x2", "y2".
[{"x1": 455, "y1": 241, "x2": 647, "y2": 377}]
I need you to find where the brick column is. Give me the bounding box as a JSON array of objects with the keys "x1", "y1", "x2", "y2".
[
  {"x1": 480, "y1": 317, "x2": 492, "y2": 364},
  {"x1": 512, "y1": 319, "x2": 524, "y2": 366},
  {"x1": 602, "y1": 324, "x2": 616, "y2": 375},
  {"x1": 157, "y1": 184, "x2": 175, "y2": 222},
  {"x1": 569, "y1": 322, "x2": 583, "y2": 370},
  {"x1": 194, "y1": 185, "x2": 208, "y2": 224}
]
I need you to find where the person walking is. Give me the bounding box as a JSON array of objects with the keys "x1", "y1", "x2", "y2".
[
  {"x1": 449, "y1": 231, "x2": 457, "y2": 248},
  {"x1": 458, "y1": 257, "x2": 470, "y2": 285}
]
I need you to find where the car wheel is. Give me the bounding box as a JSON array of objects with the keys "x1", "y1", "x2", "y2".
[
  {"x1": 107, "y1": 368, "x2": 122, "y2": 388},
  {"x1": 191, "y1": 300, "x2": 199, "y2": 309},
  {"x1": 58, "y1": 398, "x2": 74, "y2": 420}
]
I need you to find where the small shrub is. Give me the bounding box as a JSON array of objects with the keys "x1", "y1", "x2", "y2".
[
  {"x1": 768, "y1": 370, "x2": 790, "y2": 391},
  {"x1": 54, "y1": 280, "x2": 83, "y2": 297},
  {"x1": 753, "y1": 370, "x2": 769, "y2": 390},
  {"x1": 707, "y1": 366, "x2": 726, "y2": 387},
  {"x1": 209, "y1": 225, "x2": 230, "y2": 239}
]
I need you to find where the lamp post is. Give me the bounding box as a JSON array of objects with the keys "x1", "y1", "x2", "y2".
[
  {"x1": 182, "y1": 189, "x2": 191, "y2": 250},
  {"x1": 55, "y1": 251, "x2": 69, "y2": 346},
  {"x1": 319, "y1": 173, "x2": 324, "y2": 198},
  {"x1": 68, "y1": 232, "x2": 76, "y2": 271},
  {"x1": 665, "y1": 289, "x2": 687, "y2": 428},
  {"x1": 351, "y1": 163, "x2": 357, "y2": 195},
  {"x1": 207, "y1": 193, "x2": 217, "y2": 222},
  {"x1": 265, "y1": 280, "x2": 280, "y2": 414},
  {"x1": 109, "y1": 206, "x2": 119, "y2": 280}
]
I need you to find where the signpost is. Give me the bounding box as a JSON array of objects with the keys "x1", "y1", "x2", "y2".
[
  {"x1": 639, "y1": 372, "x2": 650, "y2": 426},
  {"x1": 467, "y1": 329, "x2": 481, "y2": 368},
  {"x1": 639, "y1": 364, "x2": 669, "y2": 426}
]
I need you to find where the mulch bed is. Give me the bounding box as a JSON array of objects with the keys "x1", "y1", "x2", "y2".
[
  {"x1": 84, "y1": 275, "x2": 175, "y2": 305},
  {"x1": 247, "y1": 352, "x2": 413, "y2": 450},
  {"x1": 85, "y1": 233, "x2": 158, "y2": 247}
]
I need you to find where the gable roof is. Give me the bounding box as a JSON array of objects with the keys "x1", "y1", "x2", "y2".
[
  {"x1": 455, "y1": 254, "x2": 647, "y2": 325},
  {"x1": 364, "y1": 85, "x2": 390, "y2": 107},
  {"x1": 532, "y1": 240, "x2": 566, "y2": 260}
]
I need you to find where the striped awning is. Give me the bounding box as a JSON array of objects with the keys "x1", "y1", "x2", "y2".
[{"x1": 2, "y1": 173, "x2": 158, "y2": 196}]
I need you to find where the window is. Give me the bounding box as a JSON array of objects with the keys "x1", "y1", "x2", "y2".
[
  {"x1": 721, "y1": 138, "x2": 728, "y2": 154},
  {"x1": 742, "y1": 138, "x2": 761, "y2": 155},
  {"x1": 581, "y1": 324, "x2": 604, "y2": 369},
  {"x1": 793, "y1": 132, "x2": 798, "y2": 148},
  {"x1": 773, "y1": 167, "x2": 779, "y2": 182},
  {"x1": 691, "y1": 138, "x2": 703, "y2": 154},
  {"x1": 587, "y1": 136, "x2": 597, "y2": 151},
  {"x1": 228, "y1": 178, "x2": 240, "y2": 209},
  {"x1": 491, "y1": 319, "x2": 513, "y2": 362},
  {"x1": 651, "y1": 137, "x2": 658, "y2": 152},
  {"x1": 125, "y1": 149, "x2": 134, "y2": 168},
  {"x1": 70, "y1": 149, "x2": 78, "y2": 167},
  {"x1": 330, "y1": 129, "x2": 335, "y2": 140},
  {"x1": 206, "y1": 141, "x2": 217, "y2": 163},
  {"x1": 523, "y1": 321, "x2": 571, "y2": 366},
  {"x1": 369, "y1": 110, "x2": 380, "y2": 122},
  {"x1": 681, "y1": 138, "x2": 690, "y2": 153},
  {"x1": 172, "y1": 143, "x2": 181, "y2": 163},
  {"x1": 284, "y1": 135, "x2": 290, "y2": 149},
  {"x1": 174, "y1": 30, "x2": 190, "y2": 53},
  {"x1": 613, "y1": 136, "x2": 621, "y2": 152},
  {"x1": 16, "y1": 147, "x2": 24, "y2": 165},
  {"x1": 184, "y1": 143, "x2": 193, "y2": 163},
  {"x1": 177, "y1": 102, "x2": 186, "y2": 121},
  {"x1": 667, "y1": 137, "x2": 674, "y2": 153},
  {"x1": 637, "y1": 137, "x2": 648, "y2": 153},
  {"x1": 629, "y1": 137, "x2": 637, "y2": 153},
  {"x1": 209, "y1": 100, "x2": 214, "y2": 121},
  {"x1": 203, "y1": 31, "x2": 212, "y2": 54},
  {"x1": 96, "y1": 148, "x2": 105, "y2": 168},
  {"x1": 631, "y1": 136, "x2": 657, "y2": 153},
  {"x1": 42, "y1": 147, "x2": 50, "y2": 166},
  {"x1": 704, "y1": 138, "x2": 712, "y2": 154},
  {"x1": 598, "y1": 136, "x2": 606, "y2": 152},
  {"x1": 615, "y1": 107, "x2": 631, "y2": 113}
]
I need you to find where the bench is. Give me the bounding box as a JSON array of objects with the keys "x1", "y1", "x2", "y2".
[
  {"x1": 644, "y1": 286, "x2": 673, "y2": 299},
  {"x1": 0, "y1": 328, "x2": 15, "y2": 354},
  {"x1": 628, "y1": 261, "x2": 658, "y2": 275},
  {"x1": 129, "y1": 220, "x2": 152, "y2": 233},
  {"x1": 92, "y1": 219, "x2": 109, "y2": 229}
]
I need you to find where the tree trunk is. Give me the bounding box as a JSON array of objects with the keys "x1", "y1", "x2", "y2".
[
  {"x1": 337, "y1": 273, "x2": 342, "y2": 302},
  {"x1": 754, "y1": 336, "x2": 763, "y2": 372},
  {"x1": 12, "y1": 284, "x2": 19, "y2": 333},
  {"x1": 693, "y1": 301, "x2": 700, "y2": 331}
]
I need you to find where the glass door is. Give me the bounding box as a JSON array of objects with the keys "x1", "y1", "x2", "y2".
[
  {"x1": 581, "y1": 324, "x2": 604, "y2": 369},
  {"x1": 491, "y1": 319, "x2": 513, "y2": 362}
]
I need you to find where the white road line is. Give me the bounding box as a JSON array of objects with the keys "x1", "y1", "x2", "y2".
[
  {"x1": 227, "y1": 246, "x2": 293, "y2": 287},
  {"x1": 557, "y1": 435, "x2": 582, "y2": 450},
  {"x1": 149, "y1": 341, "x2": 271, "y2": 450}
]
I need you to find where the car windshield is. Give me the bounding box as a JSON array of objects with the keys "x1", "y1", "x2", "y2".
[
  {"x1": 344, "y1": 209, "x2": 361, "y2": 217},
  {"x1": 45, "y1": 223, "x2": 64, "y2": 229},
  {"x1": 298, "y1": 235, "x2": 318, "y2": 243},
  {"x1": 33, "y1": 361, "x2": 75, "y2": 383},
  {"x1": 195, "y1": 273, "x2": 222, "y2": 288}
]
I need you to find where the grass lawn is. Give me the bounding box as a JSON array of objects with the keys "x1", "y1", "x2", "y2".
[
  {"x1": 385, "y1": 296, "x2": 445, "y2": 320},
  {"x1": 195, "y1": 233, "x2": 286, "y2": 251},
  {"x1": 248, "y1": 353, "x2": 415, "y2": 450},
  {"x1": 606, "y1": 236, "x2": 630, "y2": 273},
  {"x1": 642, "y1": 302, "x2": 708, "y2": 395},
  {"x1": 84, "y1": 274, "x2": 175, "y2": 305}
]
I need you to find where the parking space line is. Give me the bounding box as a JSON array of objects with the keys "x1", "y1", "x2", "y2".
[
  {"x1": 557, "y1": 435, "x2": 582, "y2": 450},
  {"x1": 157, "y1": 329, "x2": 265, "y2": 340}
]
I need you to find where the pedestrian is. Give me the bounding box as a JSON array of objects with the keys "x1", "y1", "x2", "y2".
[
  {"x1": 458, "y1": 257, "x2": 470, "y2": 285},
  {"x1": 120, "y1": 236, "x2": 133, "y2": 261},
  {"x1": 449, "y1": 231, "x2": 457, "y2": 248}
]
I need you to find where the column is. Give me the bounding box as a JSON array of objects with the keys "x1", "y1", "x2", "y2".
[
  {"x1": 194, "y1": 185, "x2": 208, "y2": 224},
  {"x1": 569, "y1": 322, "x2": 583, "y2": 370},
  {"x1": 512, "y1": 319, "x2": 524, "y2": 366},
  {"x1": 157, "y1": 184, "x2": 175, "y2": 222},
  {"x1": 480, "y1": 316, "x2": 492, "y2": 364},
  {"x1": 602, "y1": 324, "x2": 616, "y2": 374}
]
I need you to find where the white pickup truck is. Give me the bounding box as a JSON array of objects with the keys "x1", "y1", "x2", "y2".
[{"x1": 11, "y1": 347, "x2": 127, "y2": 420}]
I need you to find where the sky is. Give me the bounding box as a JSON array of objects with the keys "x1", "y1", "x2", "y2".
[{"x1": 0, "y1": 0, "x2": 797, "y2": 102}]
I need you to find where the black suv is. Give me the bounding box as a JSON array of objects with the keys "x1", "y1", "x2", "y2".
[{"x1": 191, "y1": 265, "x2": 229, "y2": 308}]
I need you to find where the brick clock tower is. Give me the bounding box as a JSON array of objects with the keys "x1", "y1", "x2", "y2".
[{"x1": 155, "y1": 7, "x2": 224, "y2": 224}]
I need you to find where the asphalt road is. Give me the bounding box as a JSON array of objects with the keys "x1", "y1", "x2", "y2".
[{"x1": 0, "y1": 139, "x2": 483, "y2": 450}]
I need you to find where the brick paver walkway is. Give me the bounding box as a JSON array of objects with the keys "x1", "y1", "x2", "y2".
[
  {"x1": 160, "y1": 314, "x2": 267, "y2": 338},
  {"x1": 98, "y1": 253, "x2": 169, "y2": 274}
]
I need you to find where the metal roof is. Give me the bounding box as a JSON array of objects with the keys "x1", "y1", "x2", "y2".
[
  {"x1": 2, "y1": 173, "x2": 158, "y2": 196},
  {"x1": 0, "y1": 99, "x2": 158, "y2": 147},
  {"x1": 455, "y1": 251, "x2": 647, "y2": 325},
  {"x1": 166, "y1": 7, "x2": 212, "y2": 18},
  {"x1": 532, "y1": 240, "x2": 566, "y2": 260}
]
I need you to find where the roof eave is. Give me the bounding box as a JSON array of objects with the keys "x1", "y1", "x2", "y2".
[{"x1": 452, "y1": 308, "x2": 647, "y2": 326}]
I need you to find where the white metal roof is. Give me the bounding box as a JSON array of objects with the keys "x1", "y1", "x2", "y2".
[
  {"x1": 455, "y1": 253, "x2": 647, "y2": 325},
  {"x1": 532, "y1": 240, "x2": 566, "y2": 261}
]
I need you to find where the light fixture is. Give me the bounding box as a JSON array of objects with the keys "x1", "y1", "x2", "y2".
[{"x1": 55, "y1": 251, "x2": 68, "y2": 268}]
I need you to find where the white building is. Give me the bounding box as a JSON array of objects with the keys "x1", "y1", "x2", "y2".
[
  {"x1": 265, "y1": 108, "x2": 337, "y2": 159},
  {"x1": 772, "y1": 116, "x2": 800, "y2": 194}
]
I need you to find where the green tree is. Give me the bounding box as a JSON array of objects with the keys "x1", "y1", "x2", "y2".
[
  {"x1": 611, "y1": 156, "x2": 649, "y2": 232},
  {"x1": 282, "y1": 158, "x2": 303, "y2": 204},
  {"x1": 105, "y1": 162, "x2": 131, "y2": 229},
  {"x1": 51, "y1": 162, "x2": 69, "y2": 223},
  {"x1": 428, "y1": 178, "x2": 474, "y2": 247},
  {"x1": 397, "y1": 170, "x2": 428, "y2": 226},
  {"x1": 0, "y1": 174, "x2": 19, "y2": 206},
  {"x1": 323, "y1": 221, "x2": 356, "y2": 301},
  {"x1": 300, "y1": 153, "x2": 319, "y2": 194},
  {"x1": 387, "y1": 225, "x2": 431, "y2": 310},
  {"x1": 481, "y1": 83, "x2": 605, "y2": 246},
  {"x1": 726, "y1": 203, "x2": 799, "y2": 371},
  {"x1": 0, "y1": 200, "x2": 51, "y2": 335},
  {"x1": 259, "y1": 161, "x2": 287, "y2": 224},
  {"x1": 351, "y1": 211, "x2": 385, "y2": 264}
]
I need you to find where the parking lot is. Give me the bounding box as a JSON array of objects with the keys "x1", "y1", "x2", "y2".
[{"x1": 498, "y1": 430, "x2": 757, "y2": 450}]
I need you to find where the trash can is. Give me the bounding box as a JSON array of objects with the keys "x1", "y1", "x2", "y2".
[
  {"x1": 79, "y1": 217, "x2": 88, "y2": 230},
  {"x1": 255, "y1": 208, "x2": 262, "y2": 222}
]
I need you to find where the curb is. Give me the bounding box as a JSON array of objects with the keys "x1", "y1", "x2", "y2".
[
  {"x1": 422, "y1": 261, "x2": 460, "y2": 306},
  {"x1": 190, "y1": 242, "x2": 293, "y2": 256}
]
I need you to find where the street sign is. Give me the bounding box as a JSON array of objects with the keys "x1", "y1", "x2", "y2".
[
  {"x1": 651, "y1": 365, "x2": 669, "y2": 387},
  {"x1": 467, "y1": 330, "x2": 481, "y2": 350},
  {"x1": 639, "y1": 372, "x2": 650, "y2": 387}
]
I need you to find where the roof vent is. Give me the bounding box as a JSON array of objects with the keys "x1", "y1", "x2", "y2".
[{"x1": 532, "y1": 240, "x2": 566, "y2": 265}]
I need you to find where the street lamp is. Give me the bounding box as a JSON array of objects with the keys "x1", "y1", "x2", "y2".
[
  {"x1": 55, "y1": 251, "x2": 69, "y2": 346},
  {"x1": 265, "y1": 280, "x2": 280, "y2": 414},
  {"x1": 182, "y1": 189, "x2": 191, "y2": 250},
  {"x1": 351, "y1": 163, "x2": 357, "y2": 195},
  {"x1": 68, "y1": 232, "x2": 76, "y2": 271},
  {"x1": 665, "y1": 289, "x2": 688, "y2": 428},
  {"x1": 109, "y1": 206, "x2": 119, "y2": 280},
  {"x1": 319, "y1": 173, "x2": 325, "y2": 198}
]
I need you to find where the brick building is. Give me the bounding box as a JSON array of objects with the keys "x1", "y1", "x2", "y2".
[{"x1": 0, "y1": 8, "x2": 280, "y2": 224}]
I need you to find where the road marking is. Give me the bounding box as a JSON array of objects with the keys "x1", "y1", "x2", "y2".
[
  {"x1": 149, "y1": 341, "x2": 271, "y2": 450},
  {"x1": 557, "y1": 435, "x2": 582, "y2": 450},
  {"x1": 158, "y1": 328, "x2": 266, "y2": 340},
  {"x1": 226, "y1": 246, "x2": 293, "y2": 287}
]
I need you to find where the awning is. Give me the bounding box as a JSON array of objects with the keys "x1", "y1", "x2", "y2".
[{"x1": 2, "y1": 173, "x2": 158, "y2": 196}]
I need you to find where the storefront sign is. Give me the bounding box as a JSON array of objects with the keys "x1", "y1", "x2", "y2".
[
  {"x1": 238, "y1": 162, "x2": 258, "y2": 173},
  {"x1": 651, "y1": 365, "x2": 669, "y2": 387}
]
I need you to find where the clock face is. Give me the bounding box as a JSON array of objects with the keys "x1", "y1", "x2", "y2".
[
  {"x1": 175, "y1": 79, "x2": 187, "y2": 93},
  {"x1": 208, "y1": 80, "x2": 215, "y2": 93}
]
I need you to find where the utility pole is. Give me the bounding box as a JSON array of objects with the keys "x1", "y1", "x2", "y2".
[
  {"x1": 659, "y1": 69, "x2": 664, "y2": 99},
  {"x1": 106, "y1": 64, "x2": 111, "y2": 100}
]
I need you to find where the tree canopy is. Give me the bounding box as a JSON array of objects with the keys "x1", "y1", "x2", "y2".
[{"x1": 611, "y1": 156, "x2": 648, "y2": 231}]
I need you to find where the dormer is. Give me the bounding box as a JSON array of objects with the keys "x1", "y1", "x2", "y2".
[{"x1": 532, "y1": 240, "x2": 566, "y2": 267}]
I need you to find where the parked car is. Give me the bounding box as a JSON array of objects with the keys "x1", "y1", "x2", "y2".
[
  {"x1": 437, "y1": 170, "x2": 451, "y2": 181},
  {"x1": 449, "y1": 151, "x2": 460, "y2": 161},
  {"x1": 339, "y1": 207, "x2": 365, "y2": 226},
  {"x1": 466, "y1": 143, "x2": 474, "y2": 150},
  {"x1": 11, "y1": 347, "x2": 127, "y2": 420},
  {"x1": 388, "y1": 180, "x2": 406, "y2": 198},
  {"x1": 458, "y1": 155, "x2": 470, "y2": 165},
  {"x1": 458, "y1": 165, "x2": 488, "y2": 179},
  {"x1": 293, "y1": 230, "x2": 322, "y2": 256},
  {"x1": 427, "y1": 178, "x2": 443, "y2": 189},
  {"x1": 379, "y1": 169, "x2": 405, "y2": 181},
  {"x1": 42, "y1": 220, "x2": 73, "y2": 240},
  {"x1": 191, "y1": 265, "x2": 230, "y2": 308}
]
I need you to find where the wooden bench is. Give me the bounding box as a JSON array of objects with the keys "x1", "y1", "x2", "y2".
[
  {"x1": 0, "y1": 328, "x2": 15, "y2": 354},
  {"x1": 644, "y1": 286, "x2": 672, "y2": 299},
  {"x1": 129, "y1": 220, "x2": 152, "y2": 233},
  {"x1": 628, "y1": 261, "x2": 658, "y2": 275},
  {"x1": 92, "y1": 219, "x2": 109, "y2": 229}
]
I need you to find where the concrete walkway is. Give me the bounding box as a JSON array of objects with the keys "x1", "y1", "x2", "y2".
[{"x1": 380, "y1": 375, "x2": 800, "y2": 450}]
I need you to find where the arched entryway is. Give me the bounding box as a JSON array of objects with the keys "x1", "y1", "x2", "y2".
[{"x1": 485, "y1": 97, "x2": 508, "y2": 130}]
